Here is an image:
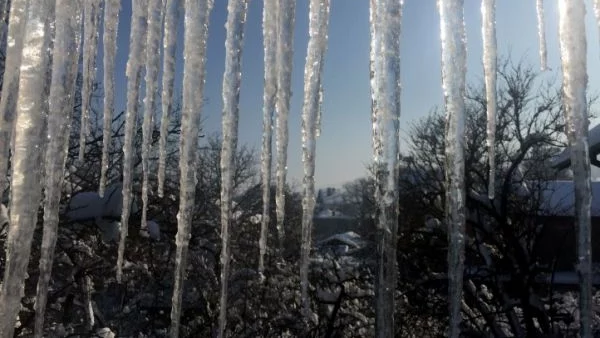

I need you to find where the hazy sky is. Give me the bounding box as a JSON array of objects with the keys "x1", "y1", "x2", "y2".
[{"x1": 106, "y1": 0, "x2": 600, "y2": 189}]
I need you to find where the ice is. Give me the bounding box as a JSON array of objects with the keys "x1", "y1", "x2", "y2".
[
  {"x1": 219, "y1": 0, "x2": 249, "y2": 336},
  {"x1": 141, "y1": 0, "x2": 164, "y2": 231},
  {"x1": 118, "y1": 0, "x2": 148, "y2": 283},
  {"x1": 99, "y1": 0, "x2": 122, "y2": 197},
  {"x1": 274, "y1": 0, "x2": 296, "y2": 244},
  {"x1": 558, "y1": 0, "x2": 592, "y2": 336},
  {"x1": 0, "y1": 1, "x2": 55, "y2": 336},
  {"x1": 369, "y1": 0, "x2": 402, "y2": 336},
  {"x1": 169, "y1": 0, "x2": 213, "y2": 337},
  {"x1": 259, "y1": 0, "x2": 278, "y2": 275},
  {"x1": 158, "y1": 0, "x2": 180, "y2": 197},
  {"x1": 536, "y1": 0, "x2": 548, "y2": 71},
  {"x1": 79, "y1": 0, "x2": 102, "y2": 161},
  {"x1": 300, "y1": 0, "x2": 330, "y2": 319},
  {"x1": 481, "y1": 0, "x2": 497, "y2": 199},
  {"x1": 0, "y1": 0, "x2": 28, "y2": 195},
  {"x1": 33, "y1": 1, "x2": 83, "y2": 336},
  {"x1": 438, "y1": 0, "x2": 467, "y2": 337}
]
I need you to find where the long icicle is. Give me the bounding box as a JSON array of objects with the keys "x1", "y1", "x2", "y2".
[
  {"x1": 158, "y1": 0, "x2": 179, "y2": 197},
  {"x1": 117, "y1": 0, "x2": 148, "y2": 283},
  {"x1": 558, "y1": 1, "x2": 592, "y2": 336},
  {"x1": 169, "y1": 0, "x2": 213, "y2": 336},
  {"x1": 369, "y1": 0, "x2": 403, "y2": 336},
  {"x1": 99, "y1": 0, "x2": 121, "y2": 197},
  {"x1": 300, "y1": 0, "x2": 331, "y2": 319},
  {"x1": 259, "y1": 0, "x2": 278, "y2": 276},
  {"x1": 438, "y1": 0, "x2": 467, "y2": 337},
  {"x1": 0, "y1": 1, "x2": 55, "y2": 335},
  {"x1": 274, "y1": 0, "x2": 296, "y2": 245},
  {"x1": 34, "y1": 1, "x2": 83, "y2": 336},
  {"x1": 219, "y1": 1, "x2": 249, "y2": 336},
  {"x1": 481, "y1": 0, "x2": 496, "y2": 199},
  {"x1": 141, "y1": 0, "x2": 164, "y2": 231},
  {"x1": 536, "y1": 0, "x2": 547, "y2": 71},
  {"x1": 0, "y1": 0, "x2": 28, "y2": 197},
  {"x1": 79, "y1": 0, "x2": 101, "y2": 161}
]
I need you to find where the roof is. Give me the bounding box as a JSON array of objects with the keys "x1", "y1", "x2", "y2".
[
  {"x1": 551, "y1": 123, "x2": 600, "y2": 169},
  {"x1": 537, "y1": 180, "x2": 600, "y2": 217}
]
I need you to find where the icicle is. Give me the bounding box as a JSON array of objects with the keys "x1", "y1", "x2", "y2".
[
  {"x1": 34, "y1": 1, "x2": 83, "y2": 336},
  {"x1": 300, "y1": 0, "x2": 331, "y2": 319},
  {"x1": 0, "y1": 0, "x2": 28, "y2": 196},
  {"x1": 117, "y1": 0, "x2": 148, "y2": 283},
  {"x1": 170, "y1": 0, "x2": 213, "y2": 336},
  {"x1": 536, "y1": 0, "x2": 547, "y2": 71},
  {"x1": 259, "y1": 0, "x2": 278, "y2": 275},
  {"x1": 369, "y1": 0, "x2": 403, "y2": 336},
  {"x1": 79, "y1": 0, "x2": 101, "y2": 161},
  {"x1": 316, "y1": 83, "x2": 323, "y2": 138},
  {"x1": 158, "y1": 0, "x2": 179, "y2": 197},
  {"x1": 0, "y1": 1, "x2": 55, "y2": 336},
  {"x1": 481, "y1": 0, "x2": 496, "y2": 199},
  {"x1": 274, "y1": 0, "x2": 296, "y2": 244},
  {"x1": 438, "y1": 0, "x2": 467, "y2": 337},
  {"x1": 141, "y1": 0, "x2": 164, "y2": 232},
  {"x1": 219, "y1": 1, "x2": 249, "y2": 336},
  {"x1": 558, "y1": 1, "x2": 592, "y2": 336},
  {"x1": 99, "y1": 0, "x2": 121, "y2": 198}
]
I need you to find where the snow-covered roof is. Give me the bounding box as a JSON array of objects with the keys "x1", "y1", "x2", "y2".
[
  {"x1": 551, "y1": 123, "x2": 600, "y2": 169},
  {"x1": 538, "y1": 180, "x2": 600, "y2": 217},
  {"x1": 316, "y1": 231, "x2": 366, "y2": 249},
  {"x1": 315, "y1": 208, "x2": 353, "y2": 219}
]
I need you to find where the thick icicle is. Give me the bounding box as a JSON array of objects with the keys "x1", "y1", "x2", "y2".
[
  {"x1": 34, "y1": 1, "x2": 83, "y2": 336},
  {"x1": 141, "y1": 0, "x2": 164, "y2": 230},
  {"x1": 481, "y1": 0, "x2": 496, "y2": 199},
  {"x1": 170, "y1": 0, "x2": 213, "y2": 336},
  {"x1": 219, "y1": 1, "x2": 249, "y2": 336},
  {"x1": 536, "y1": 0, "x2": 547, "y2": 71},
  {"x1": 0, "y1": 1, "x2": 55, "y2": 336},
  {"x1": 438, "y1": 0, "x2": 467, "y2": 337},
  {"x1": 79, "y1": 0, "x2": 101, "y2": 161},
  {"x1": 369, "y1": 0, "x2": 402, "y2": 336},
  {"x1": 0, "y1": 0, "x2": 28, "y2": 196},
  {"x1": 558, "y1": 1, "x2": 592, "y2": 336},
  {"x1": 259, "y1": 0, "x2": 278, "y2": 275},
  {"x1": 99, "y1": 0, "x2": 121, "y2": 197},
  {"x1": 158, "y1": 0, "x2": 179, "y2": 197},
  {"x1": 274, "y1": 0, "x2": 296, "y2": 244},
  {"x1": 117, "y1": 0, "x2": 148, "y2": 283},
  {"x1": 300, "y1": 0, "x2": 330, "y2": 319}
]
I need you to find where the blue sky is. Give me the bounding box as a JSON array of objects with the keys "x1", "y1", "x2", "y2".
[{"x1": 106, "y1": 0, "x2": 600, "y2": 189}]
